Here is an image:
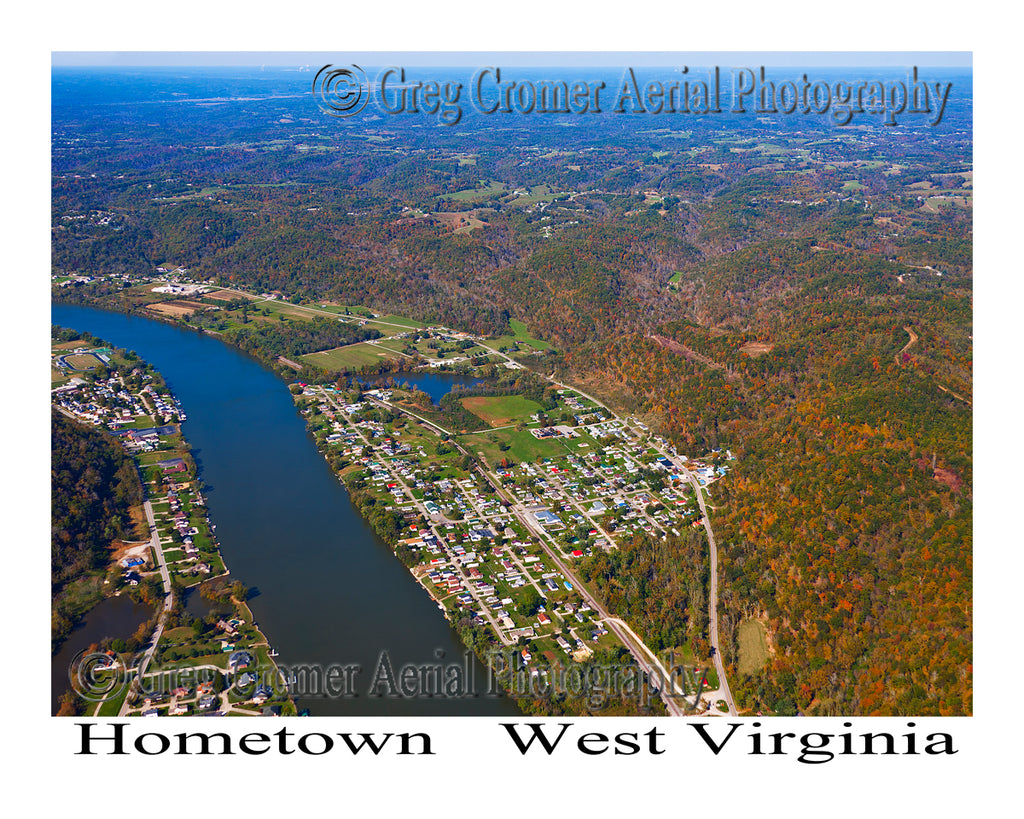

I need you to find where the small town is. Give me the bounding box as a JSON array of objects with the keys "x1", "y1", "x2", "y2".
[
  {"x1": 52, "y1": 330, "x2": 295, "y2": 717},
  {"x1": 293, "y1": 349, "x2": 736, "y2": 713}
]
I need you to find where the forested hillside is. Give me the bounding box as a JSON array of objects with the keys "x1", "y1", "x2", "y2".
[{"x1": 51, "y1": 410, "x2": 145, "y2": 647}]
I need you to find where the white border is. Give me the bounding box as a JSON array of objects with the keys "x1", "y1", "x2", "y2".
[{"x1": 12, "y1": 1, "x2": 1016, "y2": 814}]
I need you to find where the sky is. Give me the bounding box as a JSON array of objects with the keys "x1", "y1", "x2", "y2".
[{"x1": 51, "y1": 51, "x2": 972, "y2": 68}]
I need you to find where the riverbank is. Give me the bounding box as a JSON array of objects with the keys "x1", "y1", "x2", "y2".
[
  {"x1": 51, "y1": 326, "x2": 295, "y2": 716},
  {"x1": 52, "y1": 303, "x2": 520, "y2": 716}
]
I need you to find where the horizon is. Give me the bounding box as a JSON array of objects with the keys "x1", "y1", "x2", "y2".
[{"x1": 52, "y1": 51, "x2": 973, "y2": 69}]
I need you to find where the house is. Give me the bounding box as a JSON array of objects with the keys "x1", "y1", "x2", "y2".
[
  {"x1": 228, "y1": 650, "x2": 252, "y2": 670},
  {"x1": 198, "y1": 694, "x2": 219, "y2": 711},
  {"x1": 251, "y1": 685, "x2": 273, "y2": 705}
]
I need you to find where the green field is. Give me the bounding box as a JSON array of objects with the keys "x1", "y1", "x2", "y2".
[
  {"x1": 460, "y1": 395, "x2": 544, "y2": 426},
  {"x1": 301, "y1": 342, "x2": 405, "y2": 370},
  {"x1": 371, "y1": 313, "x2": 427, "y2": 330},
  {"x1": 449, "y1": 180, "x2": 507, "y2": 201},
  {"x1": 461, "y1": 426, "x2": 569, "y2": 464},
  {"x1": 737, "y1": 619, "x2": 770, "y2": 675},
  {"x1": 64, "y1": 353, "x2": 103, "y2": 370},
  {"x1": 487, "y1": 319, "x2": 552, "y2": 353}
]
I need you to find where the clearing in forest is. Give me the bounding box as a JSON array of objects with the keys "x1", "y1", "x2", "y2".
[{"x1": 460, "y1": 395, "x2": 544, "y2": 426}]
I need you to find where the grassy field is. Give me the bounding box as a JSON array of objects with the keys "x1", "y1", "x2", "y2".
[
  {"x1": 301, "y1": 342, "x2": 405, "y2": 370},
  {"x1": 52, "y1": 338, "x2": 86, "y2": 351},
  {"x1": 64, "y1": 353, "x2": 103, "y2": 370},
  {"x1": 462, "y1": 426, "x2": 568, "y2": 464},
  {"x1": 737, "y1": 619, "x2": 770, "y2": 675},
  {"x1": 449, "y1": 180, "x2": 507, "y2": 201},
  {"x1": 920, "y1": 194, "x2": 971, "y2": 213},
  {"x1": 507, "y1": 184, "x2": 563, "y2": 206},
  {"x1": 95, "y1": 685, "x2": 130, "y2": 717},
  {"x1": 487, "y1": 319, "x2": 553, "y2": 353},
  {"x1": 373, "y1": 337, "x2": 416, "y2": 354},
  {"x1": 460, "y1": 395, "x2": 544, "y2": 426},
  {"x1": 372, "y1": 313, "x2": 427, "y2": 330}
]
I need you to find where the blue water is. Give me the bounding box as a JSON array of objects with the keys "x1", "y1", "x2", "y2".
[
  {"x1": 361, "y1": 371, "x2": 484, "y2": 405},
  {"x1": 51, "y1": 304, "x2": 517, "y2": 716}
]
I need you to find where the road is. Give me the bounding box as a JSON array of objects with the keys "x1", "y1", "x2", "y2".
[
  {"x1": 505, "y1": 501, "x2": 690, "y2": 716},
  {"x1": 118, "y1": 497, "x2": 174, "y2": 716},
  {"x1": 680, "y1": 470, "x2": 737, "y2": 716},
  {"x1": 353, "y1": 391, "x2": 695, "y2": 713},
  {"x1": 621, "y1": 419, "x2": 735, "y2": 716}
]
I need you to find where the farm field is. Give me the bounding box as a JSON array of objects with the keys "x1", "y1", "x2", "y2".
[
  {"x1": 301, "y1": 341, "x2": 405, "y2": 370},
  {"x1": 202, "y1": 288, "x2": 252, "y2": 302},
  {"x1": 460, "y1": 425, "x2": 595, "y2": 465},
  {"x1": 460, "y1": 395, "x2": 544, "y2": 426},
  {"x1": 145, "y1": 301, "x2": 206, "y2": 317},
  {"x1": 448, "y1": 180, "x2": 507, "y2": 201},
  {"x1": 737, "y1": 619, "x2": 770, "y2": 676}
]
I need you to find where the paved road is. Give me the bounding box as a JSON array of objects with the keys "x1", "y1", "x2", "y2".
[
  {"x1": 462, "y1": 454, "x2": 692, "y2": 716},
  {"x1": 118, "y1": 497, "x2": 174, "y2": 716},
  {"x1": 357, "y1": 391, "x2": 690, "y2": 714},
  {"x1": 623, "y1": 423, "x2": 737, "y2": 716},
  {"x1": 681, "y1": 471, "x2": 737, "y2": 716}
]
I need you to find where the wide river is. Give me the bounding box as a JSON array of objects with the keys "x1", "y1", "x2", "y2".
[{"x1": 51, "y1": 304, "x2": 517, "y2": 716}]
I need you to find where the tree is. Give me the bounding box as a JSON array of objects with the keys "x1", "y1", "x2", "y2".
[
  {"x1": 520, "y1": 587, "x2": 543, "y2": 617},
  {"x1": 56, "y1": 690, "x2": 81, "y2": 717}
]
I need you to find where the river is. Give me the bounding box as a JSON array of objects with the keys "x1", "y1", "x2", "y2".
[{"x1": 51, "y1": 304, "x2": 518, "y2": 716}]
